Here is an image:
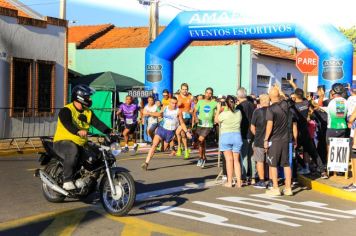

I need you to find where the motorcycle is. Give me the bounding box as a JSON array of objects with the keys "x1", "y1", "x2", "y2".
[{"x1": 35, "y1": 136, "x2": 136, "y2": 216}]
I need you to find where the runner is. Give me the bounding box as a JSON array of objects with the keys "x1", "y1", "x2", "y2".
[
  {"x1": 141, "y1": 97, "x2": 192, "y2": 170},
  {"x1": 143, "y1": 96, "x2": 160, "y2": 141},
  {"x1": 161, "y1": 89, "x2": 171, "y2": 109},
  {"x1": 194, "y1": 87, "x2": 217, "y2": 168},
  {"x1": 116, "y1": 95, "x2": 140, "y2": 153},
  {"x1": 176, "y1": 83, "x2": 194, "y2": 159}
]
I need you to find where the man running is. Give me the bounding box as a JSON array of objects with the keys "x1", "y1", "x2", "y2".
[
  {"x1": 194, "y1": 87, "x2": 217, "y2": 168},
  {"x1": 141, "y1": 97, "x2": 192, "y2": 170},
  {"x1": 176, "y1": 83, "x2": 193, "y2": 159},
  {"x1": 116, "y1": 95, "x2": 140, "y2": 153},
  {"x1": 143, "y1": 96, "x2": 160, "y2": 141}
]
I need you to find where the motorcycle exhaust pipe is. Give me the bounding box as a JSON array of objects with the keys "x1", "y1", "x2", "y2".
[{"x1": 39, "y1": 170, "x2": 69, "y2": 196}]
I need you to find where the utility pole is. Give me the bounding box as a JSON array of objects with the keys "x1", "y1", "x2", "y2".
[
  {"x1": 60, "y1": 0, "x2": 66, "y2": 19},
  {"x1": 149, "y1": 0, "x2": 159, "y2": 42}
]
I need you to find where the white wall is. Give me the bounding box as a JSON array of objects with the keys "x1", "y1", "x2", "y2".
[
  {"x1": 251, "y1": 54, "x2": 304, "y2": 95},
  {"x1": 0, "y1": 15, "x2": 66, "y2": 138}
]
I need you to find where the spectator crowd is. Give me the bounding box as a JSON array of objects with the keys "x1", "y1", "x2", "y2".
[{"x1": 115, "y1": 78, "x2": 356, "y2": 195}]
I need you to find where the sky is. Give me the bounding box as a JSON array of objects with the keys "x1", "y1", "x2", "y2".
[{"x1": 22, "y1": 0, "x2": 356, "y2": 49}]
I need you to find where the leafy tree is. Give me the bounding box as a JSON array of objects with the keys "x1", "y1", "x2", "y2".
[{"x1": 339, "y1": 26, "x2": 356, "y2": 51}]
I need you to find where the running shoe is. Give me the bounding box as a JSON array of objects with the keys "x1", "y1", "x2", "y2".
[
  {"x1": 122, "y1": 146, "x2": 129, "y2": 153},
  {"x1": 320, "y1": 172, "x2": 329, "y2": 179},
  {"x1": 266, "y1": 187, "x2": 281, "y2": 196},
  {"x1": 196, "y1": 159, "x2": 202, "y2": 167},
  {"x1": 221, "y1": 175, "x2": 227, "y2": 182},
  {"x1": 176, "y1": 147, "x2": 182, "y2": 157},
  {"x1": 298, "y1": 168, "x2": 311, "y2": 175},
  {"x1": 200, "y1": 159, "x2": 206, "y2": 168},
  {"x1": 253, "y1": 181, "x2": 267, "y2": 189},
  {"x1": 343, "y1": 184, "x2": 356, "y2": 192},
  {"x1": 132, "y1": 144, "x2": 139, "y2": 153},
  {"x1": 141, "y1": 162, "x2": 148, "y2": 171},
  {"x1": 184, "y1": 149, "x2": 190, "y2": 159},
  {"x1": 282, "y1": 188, "x2": 293, "y2": 196},
  {"x1": 266, "y1": 180, "x2": 273, "y2": 189}
]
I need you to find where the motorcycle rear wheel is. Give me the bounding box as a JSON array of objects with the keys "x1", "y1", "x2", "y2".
[
  {"x1": 99, "y1": 171, "x2": 136, "y2": 216},
  {"x1": 41, "y1": 161, "x2": 66, "y2": 203}
]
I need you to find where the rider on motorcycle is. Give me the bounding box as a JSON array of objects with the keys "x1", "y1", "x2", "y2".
[{"x1": 53, "y1": 84, "x2": 112, "y2": 190}]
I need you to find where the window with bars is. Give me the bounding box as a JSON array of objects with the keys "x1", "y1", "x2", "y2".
[
  {"x1": 10, "y1": 57, "x2": 33, "y2": 117},
  {"x1": 256, "y1": 75, "x2": 271, "y2": 95},
  {"x1": 36, "y1": 60, "x2": 55, "y2": 114}
]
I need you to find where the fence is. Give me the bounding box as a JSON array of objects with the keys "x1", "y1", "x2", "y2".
[
  {"x1": 0, "y1": 108, "x2": 60, "y2": 140},
  {"x1": 0, "y1": 107, "x2": 145, "y2": 152}
]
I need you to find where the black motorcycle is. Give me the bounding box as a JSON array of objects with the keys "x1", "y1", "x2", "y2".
[{"x1": 35, "y1": 136, "x2": 136, "y2": 216}]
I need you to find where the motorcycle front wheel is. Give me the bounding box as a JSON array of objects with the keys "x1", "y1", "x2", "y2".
[{"x1": 99, "y1": 171, "x2": 136, "y2": 216}]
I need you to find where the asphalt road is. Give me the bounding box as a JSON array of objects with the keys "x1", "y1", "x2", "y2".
[{"x1": 1, "y1": 148, "x2": 356, "y2": 236}]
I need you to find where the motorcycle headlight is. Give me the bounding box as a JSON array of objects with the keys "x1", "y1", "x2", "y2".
[{"x1": 110, "y1": 142, "x2": 121, "y2": 157}]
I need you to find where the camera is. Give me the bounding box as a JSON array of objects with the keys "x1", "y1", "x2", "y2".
[
  {"x1": 217, "y1": 95, "x2": 226, "y2": 106},
  {"x1": 287, "y1": 73, "x2": 292, "y2": 81}
]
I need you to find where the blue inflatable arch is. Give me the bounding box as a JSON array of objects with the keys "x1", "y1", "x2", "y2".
[{"x1": 145, "y1": 11, "x2": 353, "y2": 99}]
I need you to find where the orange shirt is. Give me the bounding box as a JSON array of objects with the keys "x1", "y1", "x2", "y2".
[{"x1": 177, "y1": 94, "x2": 192, "y2": 113}]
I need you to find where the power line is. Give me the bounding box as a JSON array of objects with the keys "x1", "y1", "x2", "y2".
[{"x1": 265, "y1": 39, "x2": 304, "y2": 50}]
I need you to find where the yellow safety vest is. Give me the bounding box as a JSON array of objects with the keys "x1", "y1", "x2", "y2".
[{"x1": 53, "y1": 103, "x2": 92, "y2": 146}]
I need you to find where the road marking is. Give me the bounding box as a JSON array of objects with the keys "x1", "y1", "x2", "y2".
[
  {"x1": 40, "y1": 208, "x2": 87, "y2": 236},
  {"x1": 103, "y1": 211, "x2": 205, "y2": 236},
  {"x1": 136, "y1": 180, "x2": 217, "y2": 202},
  {"x1": 146, "y1": 205, "x2": 266, "y2": 233},
  {"x1": 0, "y1": 206, "x2": 90, "y2": 231},
  {"x1": 0, "y1": 206, "x2": 204, "y2": 236}
]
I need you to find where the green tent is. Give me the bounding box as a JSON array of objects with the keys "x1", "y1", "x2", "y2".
[
  {"x1": 70, "y1": 71, "x2": 143, "y2": 135},
  {"x1": 72, "y1": 71, "x2": 144, "y2": 92}
]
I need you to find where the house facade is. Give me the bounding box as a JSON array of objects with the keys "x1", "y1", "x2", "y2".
[{"x1": 0, "y1": 0, "x2": 67, "y2": 139}]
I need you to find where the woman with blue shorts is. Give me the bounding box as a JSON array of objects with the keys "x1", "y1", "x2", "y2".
[{"x1": 215, "y1": 95, "x2": 242, "y2": 187}]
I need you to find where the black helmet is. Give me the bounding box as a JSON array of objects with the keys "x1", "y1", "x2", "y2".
[
  {"x1": 331, "y1": 83, "x2": 345, "y2": 95},
  {"x1": 71, "y1": 84, "x2": 95, "y2": 107}
]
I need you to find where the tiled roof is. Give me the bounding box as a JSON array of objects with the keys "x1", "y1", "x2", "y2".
[
  {"x1": 69, "y1": 25, "x2": 295, "y2": 60},
  {"x1": 191, "y1": 40, "x2": 296, "y2": 60},
  {"x1": 68, "y1": 24, "x2": 114, "y2": 48},
  {"x1": 0, "y1": 0, "x2": 30, "y2": 17},
  {"x1": 244, "y1": 40, "x2": 295, "y2": 60},
  {"x1": 84, "y1": 26, "x2": 165, "y2": 49}
]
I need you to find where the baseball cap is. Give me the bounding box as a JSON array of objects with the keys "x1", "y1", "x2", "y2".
[{"x1": 162, "y1": 89, "x2": 169, "y2": 95}]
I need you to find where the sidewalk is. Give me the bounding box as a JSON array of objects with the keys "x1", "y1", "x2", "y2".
[{"x1": 298, "y1": 173, "x2": 356, "y2": 202}]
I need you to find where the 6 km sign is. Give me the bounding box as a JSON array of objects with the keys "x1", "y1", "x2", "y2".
[
  {"x1": 296, "y1": 49, "x2": 318, "y2": 73},
  {"x1": 327, "y1": 138, "x2": 350, "y2": 172}
]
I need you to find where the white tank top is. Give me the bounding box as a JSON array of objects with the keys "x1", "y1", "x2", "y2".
[{"x1": 162, "y1": 107, "x2": 179, "y2": 131}]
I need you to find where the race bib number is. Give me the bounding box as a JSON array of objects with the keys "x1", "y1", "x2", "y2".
[
  {"x1": 148, "y1": 117, "x2": 157, "y2": 126},
  {"x1": 126, "y1": 118, "x2": 133, "y2": 125},
  {"x1": 163, "y1": 120, "x2": 176, "y2": 130},
  {"x1": 183, "y1": 112, "x2": 191, "y2": 119},
  {"x1": 201, "y1": 120, "x2": 210, "y2": 128}
]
